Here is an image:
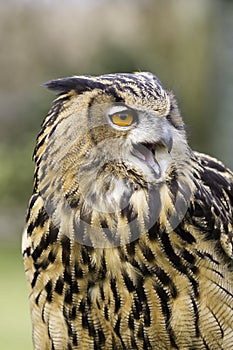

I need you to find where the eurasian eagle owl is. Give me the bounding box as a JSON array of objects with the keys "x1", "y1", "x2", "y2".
[{"x1": 23, "y1": 72, "x2": 233, "y2": 349}]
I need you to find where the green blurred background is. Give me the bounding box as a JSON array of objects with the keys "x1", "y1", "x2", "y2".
[{"x1": 0, "y1": 0, "x2": 232, "y2": 348}]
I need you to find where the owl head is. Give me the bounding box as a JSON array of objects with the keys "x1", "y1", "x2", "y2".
[{"x1": 34, "y1": 72, "x2": 193, "y2": 247}]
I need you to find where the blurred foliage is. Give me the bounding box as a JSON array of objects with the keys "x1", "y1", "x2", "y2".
[
  {"x1": 0, "y1": 0, "x2": 232, "y2": 234},
  {"x1": 0, "y1": 244, "x2": 32, "y2": 349}
]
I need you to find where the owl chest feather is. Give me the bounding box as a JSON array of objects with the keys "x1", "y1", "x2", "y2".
[
  {"x1": 25, "y1": 218, "x2": 233, "y2": 350},
  {"x1": 67, "y1": 234, "x2": 233, "y2": 350}
]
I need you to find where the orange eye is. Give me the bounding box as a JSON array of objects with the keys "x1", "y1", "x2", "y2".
[{"x1": 110, "y1": 110, "x2": 135, "y2": 127}]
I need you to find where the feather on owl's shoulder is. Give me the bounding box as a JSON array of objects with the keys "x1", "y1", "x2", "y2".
[{"x1": 190, "y1": 151, "x2": 233, "y2": 259}]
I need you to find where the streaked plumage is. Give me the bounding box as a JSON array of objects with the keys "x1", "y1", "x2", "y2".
[{"x1": 23, "y1": 72, "x2": 233, "y2": 349}]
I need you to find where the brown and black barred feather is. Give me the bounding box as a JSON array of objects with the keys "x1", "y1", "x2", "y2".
[{"x1": 23, "y1": 72, "x2": 233, "y2": 350}]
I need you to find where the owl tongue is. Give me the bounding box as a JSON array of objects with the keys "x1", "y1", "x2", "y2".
[{"x1": 132, "y1": 143, "x2": 161, "y2": 178}]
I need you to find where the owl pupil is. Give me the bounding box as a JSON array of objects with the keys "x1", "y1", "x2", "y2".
[{"x1": 120, "y1": 114, "x2": 127, "y2": 120}]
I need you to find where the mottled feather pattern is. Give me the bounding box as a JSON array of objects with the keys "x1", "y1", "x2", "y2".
[{"x1": 23, "y1": 72, "x2": 233, "y2": 349}]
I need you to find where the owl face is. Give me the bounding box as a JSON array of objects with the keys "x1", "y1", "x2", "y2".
[{"x1": 36, "y1": 72, "x2": 193, "y2": 247}]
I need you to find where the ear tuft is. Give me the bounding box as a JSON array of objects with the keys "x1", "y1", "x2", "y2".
[{"x1": 42, "y1": 77, "x2": 105, "y2": 95}]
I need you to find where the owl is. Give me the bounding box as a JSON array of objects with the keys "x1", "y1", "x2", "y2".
[{"x1": 23, "y1": 72, "x2": 233, "y2": 349}]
